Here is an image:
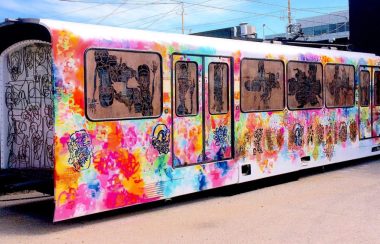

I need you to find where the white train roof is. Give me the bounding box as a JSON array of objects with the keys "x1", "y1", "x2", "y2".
[{"x1": 40, "y1": 19, "x2": 377, "y2": 63}]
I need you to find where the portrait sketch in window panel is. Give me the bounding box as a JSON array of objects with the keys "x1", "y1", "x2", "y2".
[
  {"x1": 325, "y1": 64, "x2": 354, "y2": 107},
  {"x1": 209, "y1": 63, "x2": 228, "y2": 114},
  {"x1": 360, "y1": 71, "x2": 370, "y2": 106},
  {"x1": 241, "y1": 59, "x2": 284, "y2": 111},
  {"x1": 175, "y1": 61, "x2": 197, "y2": 116},
  {"x1": 86, "y1": 49, "x2": 161, "y2": 120},
  {"x1": 375, "y1": 71, "x2": 380, "y2": 106},
  {"x1": 287, "y1": 62, "x2": 322, "y2": 109}
]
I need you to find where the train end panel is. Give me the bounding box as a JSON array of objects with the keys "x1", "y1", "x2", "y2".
[{"x1": 0, "y1": 19, "x2": 54, "y2": 195}]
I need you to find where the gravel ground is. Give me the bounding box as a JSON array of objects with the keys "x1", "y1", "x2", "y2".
[{"x1": 1, "y1": 158, "x2": 380, "y2": 244}]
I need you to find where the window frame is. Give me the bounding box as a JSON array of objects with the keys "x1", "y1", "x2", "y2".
[
  {"x1": 174, "y1": 60, "x2": 199, "y2": 117},
  {"x1": 359, "y1": 70, "x2": 370, "y2": 107},
  {"x1": 324, "y1": 63, "x2": 356, "y2": 109},
  {"x1": 208, "y1": 61, "x2": 230, "y2": 115},
  {"x1": 286, "y1": 60, "x2": 324, "y2": 111},
  {"x1": 84, "y1": 47, "x2": 163, "y2": 122},
  {"x1": 374, "y1": 70, "x2": 380, "y2": 106},
  {"x1": 240, "y1": 57, "x2": 286, "y2": 113}
]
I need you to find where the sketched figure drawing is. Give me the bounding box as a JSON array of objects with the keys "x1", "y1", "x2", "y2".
[
  {"x1": 176, "y1": 62, "x2": 196, "y2": 115},
  {"x1": 244, "y1": 60, "x2": 280, "y2": 109},
  {"x1": 91, "y1": 50, "x2": 159, "y2": 117},
  {"x1": 288, "y1": 64, "x2": 322, "y2": 108},
  {"x1": 5, "y1": 43, "x2": 53, "y2": 169}
]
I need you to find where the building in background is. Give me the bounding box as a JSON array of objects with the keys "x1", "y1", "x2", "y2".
[
  {"x1": 192, "y1": 23, "x2": 257, "y2": 40},
  {"x1": 266, "y1": 10, "x2": 349, "y2": 43},
  {"x1": 192, "y1": 10, "x2": 352, "y2": 50}
]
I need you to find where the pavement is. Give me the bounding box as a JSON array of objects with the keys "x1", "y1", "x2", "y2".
[{"x1": 1, "y1": 157, "x2": 380, "y2": 244}]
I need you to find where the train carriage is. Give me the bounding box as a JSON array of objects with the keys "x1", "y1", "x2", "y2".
[{"x1": 0, "y1": 18, "x2": 380, "y2": 222}]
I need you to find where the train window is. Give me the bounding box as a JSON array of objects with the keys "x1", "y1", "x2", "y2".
[
  {"x1": 287, "y1": 61, "x2": 323, "y2": 110},
  {"x1": 175, "y1": 61, "x2": 198, "y2": 116},
  {"x1": 209, "y1": 62, "x2": 229, "y2": 114},
  {"x1": 85, "y1": 49, "x2": 162, "y2": 120},
  {"x1": 375, "y1": 71, "x2": 380, "y2": 106},
  {"x1": 240, "y1": 59, "x2": 284, "y2": 112},
  {"x1": 360, "y1": 71, "x2": 370, "y2": 107},
  {"x1": 325, "y1": 64, "x2": 355, "y2": 108}
]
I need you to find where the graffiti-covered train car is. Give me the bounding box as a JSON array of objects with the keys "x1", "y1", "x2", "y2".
[{"x1": 0, "y1": 19, "x2": 379, "y2": 221}]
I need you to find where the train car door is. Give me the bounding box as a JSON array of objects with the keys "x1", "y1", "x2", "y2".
[
  {"x1": 204, "y1": 56, "x2": 233, "y2": 161},
  {"x1": 359, "y1": 67, "x2": 371, "y2": 139},
  {"x1": 372, "y1": 67, "x2": 380, "y2": 137},
  {"x1": 172, "y1": 54, "x2": 203, "y2": 166}
]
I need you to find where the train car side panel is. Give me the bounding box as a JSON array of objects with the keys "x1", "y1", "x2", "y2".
[{"x1": 45, "y1": 20, "x2": 238, "y2": 222}]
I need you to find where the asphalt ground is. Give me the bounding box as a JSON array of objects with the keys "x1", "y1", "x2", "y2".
[{"x1": 1, "y1": 157, "x2": 380, "y2": 244}]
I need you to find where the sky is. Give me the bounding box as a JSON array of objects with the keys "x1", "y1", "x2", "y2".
[{"x1": 0, "y1": 0, "x2": 349, "y2": 37}]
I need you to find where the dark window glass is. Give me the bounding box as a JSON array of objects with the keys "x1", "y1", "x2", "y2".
[
  {"x1": 329, "y1": 24, "x2": 337, "y2": 33},
  {"x1": 85, "y1": 49, "x2": 162, "y2": 120},
  {"x1": 314, "y1": 26, "x2": 322, "y2": 35},
  {"x1": 303, "y1": 27, "x2": 314, "y2": 36},
  {"x1": 360, "y1": 71, "x2": 370, "y2": 107},
  {"x1": 241, "y1": 59, "x2": 284, "y2": 112},
  {"x1": 209, "y1": 62, "x2": 229, "y2": 114},
  {"x1": 314, "y1": 25, "x2": 329, "y2": 35},
  {"x1": 325, "y1": 64, "x2": 355, "y2": 107},
  {"x1": 175, "y1": 61, "x2": 198, "y2": 116},
  {"x1": 375, "y1": 71, "x2": 380, "y2": 106},
  {"x1": 287, "y1": 62, "x2": 323, "y2": 109},
  {"x1": 337, "y1": 22, "x2": 346, "y2": 32}
]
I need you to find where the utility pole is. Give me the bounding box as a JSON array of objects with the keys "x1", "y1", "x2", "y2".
[
  {"x1": 286, "y1": 0, "x2": 302, "y2": 40},
  {"x1": 181, "y1": 2, "x2": 184, "y2": 34},
  {"x1": 287, "y1": 0, "x2": 292, "y2": 26}
]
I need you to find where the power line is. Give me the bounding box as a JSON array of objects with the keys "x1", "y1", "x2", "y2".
[
  {"x1": 140, "y1": 6, "x2": 179, "y2": 29},
  {"x1": 116, "y1": 12, "x2": 173, "y2": 26},
  {"x1": 96, "y1": 0, "x2": 127, "y2": 24},
  {"x1": 183, "y1": 10, "x2": 284, "y2": 29},
  {"x1": 169, "y1": 0, "x2": 243, "y2": 19},
  {"x1": 54, "y1": 0, "x2": 287, "y2": 28},
  {"x1": 167, "y1": 0, "x2": 286, "y2": 21},
  {"x1": 264, "y1": 24, "x2": 278, "y2": 34},
  {"x1": 170, "y1": 0, "x2": 331, "y2": 27},
  {"x1": 243, "y1": 0, "x2": 348, "y2": 21},
  {"x1": 85, "y1": 4, "x2": 147, "y2": 23},
  {"x1": 162, "y1": 1, "x2": 348, "y2": 35},
  {"x1": 157, "y1": 9, "x2": 284, "y2": 32},
  {"x1": 116, "y1": 0, "x2": 217, "y2": 29},
  {"x1": 53, "y1": 0, "x2": 347, "y2": 35},
  {"x1": 58, "y1": 0, "x2": 176, "y2": 4},
  {"x1": 56, "y1": 0, "x2": 347, "y2": 22},
  {"x1": 299, "y1": 6, "x2": 348, "y2": 10},
  {"x1": 138, "y1": 5, "x2": 179, "y2": 27},
  {"x1": 85, "y1": 0, "x2": 217, "y2": 26},
  {"x1": 46, "y1": 2, "x2": 106, "y2": 19}
]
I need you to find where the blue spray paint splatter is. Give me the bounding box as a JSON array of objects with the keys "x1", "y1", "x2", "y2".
[
  {"x1": 198, "y1": 171, "x2": 207, "y2": 191},
  {"x1": 173, "y1": 156, "x2": 182, "y2": 167},
  {"x1": 88, "y1": 179, "x2": 100, "y2": 198},
  {"x1": 216, "y1": 161, "x2": 230, "y2": 176},
  {"x1": 164, "y1": 167, "x2": 174, "y2": 181}
]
